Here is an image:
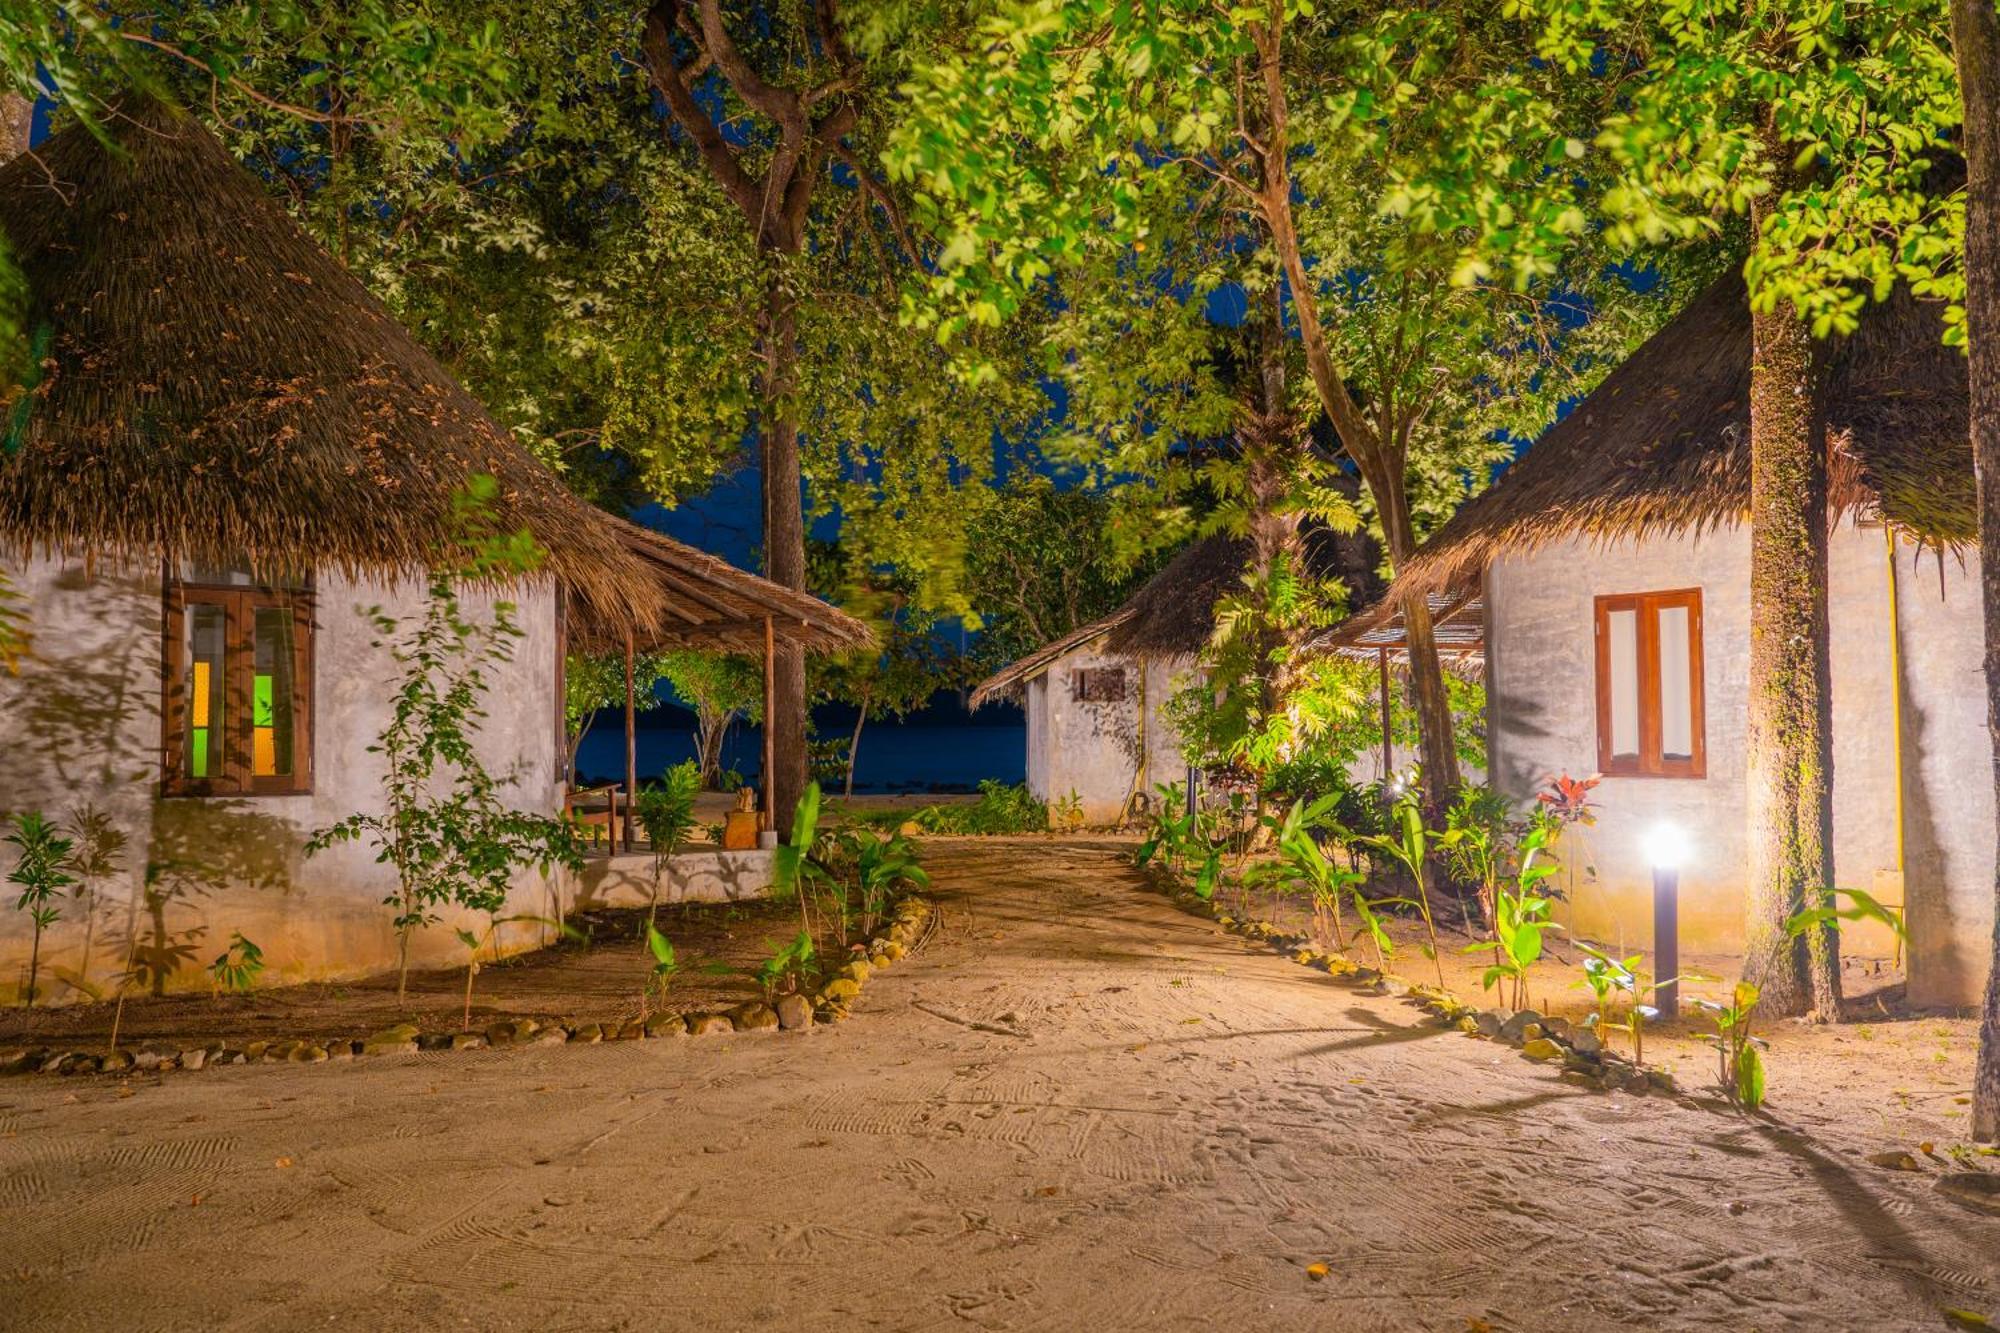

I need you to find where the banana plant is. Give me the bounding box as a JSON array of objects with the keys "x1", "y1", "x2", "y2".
[
  {"x1": 1350, "y1": 789, "x2": 1446, "y2": 986},
  {"x1": 1255, "y1": 795, "x2": 1365, "y2": 953},
  {"x1": 642, "y1": 924, "x2": 679, "y2": 1017},
  {"x1": 773, "y1": 782, "x2": 837, "y2": 942},
  {"x1": 1463, "y1": 818, "x2": 1561, "y2": 1009}
]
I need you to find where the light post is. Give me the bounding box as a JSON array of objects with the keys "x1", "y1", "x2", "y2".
[{"x1": 1644, "y1": 822, "x2": 1689, "y2": 1018}]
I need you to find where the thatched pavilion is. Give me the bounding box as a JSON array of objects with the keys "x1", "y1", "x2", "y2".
[
  {"x1": 1324, "y1": 274, "x2": 1986, "y2": 1007},
  {"x1": 0, "y1": 100, "x2": 863, "y2": 998}
]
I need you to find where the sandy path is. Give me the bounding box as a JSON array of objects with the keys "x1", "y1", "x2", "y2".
[{"x1": 2, "y1": 838, "x2": 1995, "y2": 1331}]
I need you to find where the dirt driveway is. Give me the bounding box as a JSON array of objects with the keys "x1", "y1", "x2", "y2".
[{"x1": 3, "y1": 839, "x2": 1997, "y2": 1331}]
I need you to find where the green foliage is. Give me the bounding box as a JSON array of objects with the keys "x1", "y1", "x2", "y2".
[
  {"x1": 912, "y1": 781, "x2": 1050, "y2": 835},
  {"x1": 833, "y1": 826, "x2": 930, "y2": 938},
  {"x1": 1254, "y1": 795, "x2": 1366, "y2": 952},
  {"x1": 307, "y1": 478, "x2": 582, "y2": 1000},
  {"x1": 563, "y1": 651, "x2": 671, "y2": 782},
  {"x1": 659, "y1": 652, "x2": 764, "y2": 788},
  {"x1": 1573, "y1": 942, "x2": 1660, "y2": 1064},
  {"x1": 643, "y1": 923, "x2": 679, "y2": 1012},
  {"x1": 753, "y1": 930, "x2": 819, "y2": 1004},
  {"x1": 1461, "y1": 812, "x2": 1562, "y2": 1009},
  {"x1": 1693, "y1": 981, "x2": 1770, "y2": 1111},
  {"x1": 452, "y1": 912, "x2": 572, "y2": 1028},
  {"x1": 961, "y1": 477, "x2": 1165, "y2": 672},
  {"x1": 1414, "y1": 0, "x2": 1964, "y2": 340},
  {"x1": 206, "y1": 931, "x2": 265, "y2": 997},
  {"x1": 1349, "y1": 789, "x2": 1448, "y2": 987},
  {"x1": 1785, "y1": 887, "x2": 1909, "y2": 944},
  {"x1": 636, "y1": 760, "x2": 703, "y2": 927},
  {"x1": 6, "y1": 810, "x2": 73, "y2": 1008}
]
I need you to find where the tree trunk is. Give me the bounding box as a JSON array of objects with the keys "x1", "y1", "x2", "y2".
[
  {"x1": 760, "y1": 272, "x2": 809, "y2": 833},
  {"x1": 1740, "y1": 155, "x2": 1840, "y2": 1021},
  {"x1": 0, "y1": 94, "x2": 30, "y2": 161},
  {"x1": 1952, "y1": 0, "x2": 2000, "y2": 1142},
  {"x1": 1364, "y1": 451, "x2": 1462, "y2": 797},
  {"x1": 844, "y1": 704, "x2": 866, "y2": 800},
  {"x1": 1248, "y1": 11, "x2": 1459, "y2": 800}
]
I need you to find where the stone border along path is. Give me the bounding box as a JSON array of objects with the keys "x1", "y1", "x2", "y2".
[
  {"x1": 0, "y1": 897, "x2": 935, "y2": 1080},
  {"x1": 1139, "y1": 864, "x2": 1688, "y2": 1098}
]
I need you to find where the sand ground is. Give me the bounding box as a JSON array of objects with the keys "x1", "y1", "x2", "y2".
[{"x1": 2, "y1": 837, "x2": 1997, "y2": 1331}]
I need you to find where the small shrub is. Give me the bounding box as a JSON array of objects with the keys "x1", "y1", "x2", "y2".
[
  {"x1": 1693, "y1": 981, "x2": 1767, "y2": 1110},
  {"x1": 7, "y1": 811, "x2": 74, "y2": 1008},
  {"x1": 912, "y1": 780, "x2": 1048, "y2": 835},
  {"x1": 636, "y1": 761, "x2": 703, "y2": 926},
  {"x1": 643, "y1": 924, "x2": 679, "y2": 1016},
  {"x1": 206, "y1": 931, "x2": 265, "y2": 998}
]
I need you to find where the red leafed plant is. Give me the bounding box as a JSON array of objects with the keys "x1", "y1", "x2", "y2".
[{"x1": 1537, "y1": 773, "x2": 1601, "y2": 827}]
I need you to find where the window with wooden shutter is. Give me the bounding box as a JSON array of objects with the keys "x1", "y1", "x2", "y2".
[
  {"x1": 162, "y1": 571, "x2": 314, "y2": 796},
  {"x1": 1594, "y1": 588, "x2": 1704, "y2": 778},
  {"x1": 1071, "y1": 666, "x2": 1126, "y2": 703}
]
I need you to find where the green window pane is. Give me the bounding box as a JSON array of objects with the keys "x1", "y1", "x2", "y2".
[{"x1": 252, "y1": 608, "x2": 294, "y2": 778}]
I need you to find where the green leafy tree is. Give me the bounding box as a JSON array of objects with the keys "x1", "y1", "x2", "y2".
[
  {"x1": 563, "y1": 650, "x2": 672, "y2": 785},
  {"x1": 809, "y1": 541, "x2": 967, "y2": 797},
  {"x1": 961, "y1": 477, "x2": 1164, "y2": 675},
  {"x1": 10, "y1": 4, "x2": 1050, "y2": 842},
  {"x1": 1411, "y1": 0, "x2": 1958, "y2": 1018},
  {"x1": 659, "y1": 651, "x2": 765, "y2": 789},
  {"x1": 307, "y1": 477, "x2": 583, "y2": 1001},
  {"x1": 890, "y1": 0, "x2": 1679, "y2": 802}
]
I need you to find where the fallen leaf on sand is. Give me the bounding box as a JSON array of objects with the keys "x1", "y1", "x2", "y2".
[
  {"x1": 1944, "y1": 1310, "x2": 1996, "y2": 1330},
  {"x1": 274, "y1": 1157, "x2": 293, "y2": 1169},
  {"x1": 1305, "y1": 1264, "x2": 1329, "y2": 1282},
  {"x1": 1466, "y1": 1320, "x2": 1495, "y2": 1333},
  {"x1": 1181, "y1": 1018, "x2": 1202, "y2": 1025},
  {"x1": 1867, "y1": 1151, "x2": 1921, "y2": 1172},
  {"x1": 1035, "y1": 1186, "x2": 1060, "y2": 1197}
]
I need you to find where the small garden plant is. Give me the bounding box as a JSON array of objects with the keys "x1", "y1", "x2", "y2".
[
  {"x1": 642, "y1": 924, "x2": 679, "y2": 1016},
  {"x1": 636, "y1": 760, "x2": 703, "y2": 927},
  {"x1": 206, "y1": 931, "x2": 265, "y2": 998},
  {"x1": 7, "y1": 811, "x2": 73, "y2": 1008}
]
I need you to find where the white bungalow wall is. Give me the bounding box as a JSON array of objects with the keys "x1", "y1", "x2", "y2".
[
  {"x1": 1022, "y1": 645, "x2": 1192, "y2": 826},
  {"x1": 1485, "y1": 519, "x2": 1993, "y2": 1007},
  {"x1": 0, "y1": 556, "x2": 567, "y2": 1002}
]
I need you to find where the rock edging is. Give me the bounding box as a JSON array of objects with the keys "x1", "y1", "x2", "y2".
[
  {"x1": 1138, "y1": 865, "x2": 1676, "y2": 1098},
  {"x1": 0, "y1": 897, "x2": 934, "y2": 1080}
]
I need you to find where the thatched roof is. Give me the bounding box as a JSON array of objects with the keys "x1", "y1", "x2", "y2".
[
  {"x1": 0, "y1": 98, "x2": 852, "y2": 650},
  {"x1": 966, "y1": 606, "x2": 1135, "y2": 710},
  {"x1": 970, "y1": 526, "x2": 1387, "y2": 707},
  {"x1": 1340, "y1": 273, "x2": 1970, "y2": 625},
  {"x1": 568, "y1": 517, "x2": 872, "y2": 655}
]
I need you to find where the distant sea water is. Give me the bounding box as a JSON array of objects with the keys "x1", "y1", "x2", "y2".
[{"x1": 575, "y1": 696, "x2": 1026, "y2": 795}]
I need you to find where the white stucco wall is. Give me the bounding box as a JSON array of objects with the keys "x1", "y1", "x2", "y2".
[
  {"x1": 1021, "y1": 647, "x2": 1194, "y2": 825},
  {"x1": 0, "y1": 555, "x2": 566, "y2": 1002},
  {"x1": 1486, "y1": 520, "x2": 1992, "y2": 1006}
]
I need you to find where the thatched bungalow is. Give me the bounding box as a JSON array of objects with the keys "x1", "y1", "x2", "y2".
[
  {"x1": 969, "y1": 530, "x2": 1432, "y2": 824},
  {"x1": 1323, "y1": 274, "x2": 1988, "y2": 1008},
  {"x1": 0, "y1": 101, "x2": 864, "y2": 1000}
]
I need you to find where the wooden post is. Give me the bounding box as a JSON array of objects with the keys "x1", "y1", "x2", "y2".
[
  {"x1": 762, "y1": 616, "x2": 777, "y2": 835},
  {"x1": 1378, "y1": 647, "x2": 1393, "y2": 787},
  {"x1": 623, "y1": 630, "x2": 637, "y2": 852}
]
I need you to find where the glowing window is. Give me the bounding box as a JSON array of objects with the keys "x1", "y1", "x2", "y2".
[
  {"x1": 164, "y1": 575, "x2": 312, "y2": 796},
  {"x1": 1593, "y1": 589, "x2": 1704, "y2": 779}
]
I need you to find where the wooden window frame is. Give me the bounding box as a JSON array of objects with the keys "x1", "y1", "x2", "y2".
[
  {"x1": 1071, "y1": 665, "x2": 1127, "y2": 704},
  {"x1": 1593, "y1": 588, "x2": 1705, "y2": 779},
  {"x1": 161, "y1": 575, "x2": 315, "y2": 797}
]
